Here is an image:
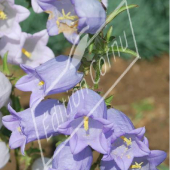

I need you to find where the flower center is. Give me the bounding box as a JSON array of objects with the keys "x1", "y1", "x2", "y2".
[
  {"x1": 130, "y1": 162, "x2": 143, "y2": 169},
  {"x1": 56, "y1": 9, "x2": 78, "y2": 26},
  {"x1": 120, "y1": 136, "x2": 132, "y2": 146},
  {"x1": 83, "y1": 116, "x2": 89, "y2": 131},
  {"x1": 38, "y1": 81, "x2": 45, "y2": 86},
  {"x1": 22, "y1": 48, "x2": 31, "y2": 58},
  {"x1": 17, "y1": 127, "x2": 22, "y2": 132},
  {"x1": 0, "y1": 10, "x2": 7, "y2": 20}
]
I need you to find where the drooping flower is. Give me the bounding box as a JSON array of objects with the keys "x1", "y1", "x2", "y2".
[
  {"x1": 32, "y1": 157, "x2": 52, "y2": 170},
  {"x1": 0, "y1": 141, "x2": 10, "y2": 169},
  {"x1": 49, "y1": 142, "x2": 93, "y2": 170},
  {"x1": 2, "y1": 99, "x2": 68, "y2": 154},
  {"x1": 0, "y1": 0, "x2": 30, "y2": 39},
  {"x1": 38, "y1": 0, "x2": 106, "y2": 44},
  {"x1": 0, "y1": 72, "x2": 12, "y2": 109},
  {"x1": 0, "y1": 30, "x2": 54, "y2": 68},
  {"x1": 15, "y1": 55, "x2": 83, "y2": 107},
  {"x1": 31, "y1": 0, "x2": 43, "y2": 13},
  {"x1": 59, "y1": 89, "x2": 111, "y2": 155},
  {"x1": 102, "y1": 108, "x2": 150, "y2": 170}
]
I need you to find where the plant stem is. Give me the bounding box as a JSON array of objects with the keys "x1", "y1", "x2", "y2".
[
  {"x1": 15, "y1": 149, "x2": 20, "y2": 170},
  {"x1": 93, "y1": 60, "x2": 101, "y2": 90}
]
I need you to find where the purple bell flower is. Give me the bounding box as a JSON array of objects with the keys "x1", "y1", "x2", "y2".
[
  {"x1": 102, "y1": 108, "x2": 150, "y2": 170},
  {"x1": 2, "y1": 99, "x2": 68, "y2": 155},
  {"x1": 38, "y1": 0, "x2": 106, "y2": 44},
  {"x1": 15, "y1": 55, "x2": 83, "y2": 107},
  {"x1": 129, "y1": 150, "x2": 167, "y2": 170},
  {"x1": 49, "y1": 142, "x2": 93, "y2": 170},
  {"x1": 0, "y1": 30, "x2": 54, "y2": 68},
  {"x1": 59, "y1": 89, "x2": 111, "y2": 155},
  {"x1": 101, "y1": 137, "x2": 167, "y2": 170},
  {"x1": 0, "y1": 0, "x2": 30, "y2": 39}
]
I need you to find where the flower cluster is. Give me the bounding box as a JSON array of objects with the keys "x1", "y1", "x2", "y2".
[
  {"x1": 0, "y1": 0, "x2": 54, "y2": 67},
  {"x1": 3, "y1": 87, "x2": 167, "y2": 170},
  {"x1": 0, "y1": 0, "x2": 167, "y2": 169}
]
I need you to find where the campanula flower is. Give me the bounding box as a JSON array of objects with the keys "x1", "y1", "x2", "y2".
[
  {"x1": 0, "y1": 141, "x2": 10, "y2": 169},
  {"x1": 0, "y1": 72, "x2": 12, "y2": 109},
  {"x1": 102, "y1": 108, "x2": 150, "y2": 170},
  {"x1": 0, "y1": 30, "x2": 54, "y2": 68},
  {"x1": 15, "y1": 55, "x2": 83, "y2": 107},
  {"x1": 0, "y1": 0, "x2": 30, "y2": 39},
  {"x1": 2, "y1": 99, "x2": 68, "y2": 155},
  {"x1": 129, "y1": 150, "x2": 167, "y2": 170},
  {"x1": 32, "y1": 157, "x2": 52, "y2": 170},
  {"x1": 38, "y1": 0, "x2": 106, "y2": 44},
  {"x1": 59, "y1": 89, "x2": 111, "y2": 155},
  {"x1": 49, "y1": 142, "x2": 93, "y2": 170},
  {"x1": 100, "y1": 137, "x2": 167, "y2": 170}
]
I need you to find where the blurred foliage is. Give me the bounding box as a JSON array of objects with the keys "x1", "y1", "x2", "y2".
[
  {"x1": 106, "y1": 0, "x2": 168, "y2": 59},
  {"x1": 158, "y1": 164, "x2": 169, "y2": 170},
  {"x1": 131, "y1": 97, "x2": 154, "y2": 120},
  {"x1": 15, "y1": 0, "x2": 168, "y2": 59}
]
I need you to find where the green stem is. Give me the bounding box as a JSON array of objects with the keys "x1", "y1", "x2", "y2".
[
  {"x1": 93, "y1": 60, "x2": 101, "y2": 90},
  {"x1": 15, "y1": 149, "x2": 20, "y2": 170}
]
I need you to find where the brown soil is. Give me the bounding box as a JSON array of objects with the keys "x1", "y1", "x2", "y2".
[{"x1": 2, "y1": 55, "x2": 169, "y2": 169}]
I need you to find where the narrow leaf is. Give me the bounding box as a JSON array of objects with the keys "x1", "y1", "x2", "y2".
[
  {"x1": 98, "y1": 46, "x2": 139, "y2": 57},
  {"x1": 106, "y1": 4, "x2": 138, "y2": 25},
  {"x1": 3, "y1": 52, "x2": 10, "y2": 75}
]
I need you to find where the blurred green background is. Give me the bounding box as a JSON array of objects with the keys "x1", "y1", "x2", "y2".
[{"x1": 16, "y1": 0, "x2": 168, "y2": 59}]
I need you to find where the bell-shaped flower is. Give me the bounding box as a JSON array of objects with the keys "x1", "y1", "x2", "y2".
[
  {"x1": 32, "y1": 157, "x2": 52, "y2": 170},
  {"x1": 2, "y1": 99, "x2": 68, "y2": 155},
  {"x1": 59, "y1": 89, "x2": 111, "y2": 155},
  {"x1": 15, "y1": 55, "x2": 83, "y2": 107},
  {"x1": 0, "y1": 72, "x2": 12, "y2": 109},
  {"x1": 0, "y1": 141, "x2": 10, "y2": 169},
  {"x1": 38, "y1": 0, "x2": 106, "y2": 44},
  {"x1": 49, "y1": 142, "x2": 93, "y2": 170},
  {"x1": 0, "y1": 30, "x2": 54, "y2": 68},
  {"x1": 129, "y1": 150, "x2": 167, "y2": 170},
  {"x1": 31, "y1": 0, "x2": 43, "y2": 13},
  {"x1": 101, "y1": 137, "x2": 167, "y2": 170},
  {"x1": 102, "y1": 108, "x2": 150, "y2": 170},
  {"x1": 0, "y1": 0, "x2": 30, "y2": 39}
]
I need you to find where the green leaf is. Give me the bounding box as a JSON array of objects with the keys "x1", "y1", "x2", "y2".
[
  {"x1": 106, "y1": 4, "x2": 138, "y2": 25},
  {"x1": 96, "y1": 46, "x2": 139, "y2": 58},
  {"x1": 105, "y1": 95, "x2": 114, "y2": 106},
  {"x1": 3, "y1": 52, "x2": 10, "y2": 75},
  {"x1": 106, "y1": 26, "x2": 113, "y2": 43}
]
